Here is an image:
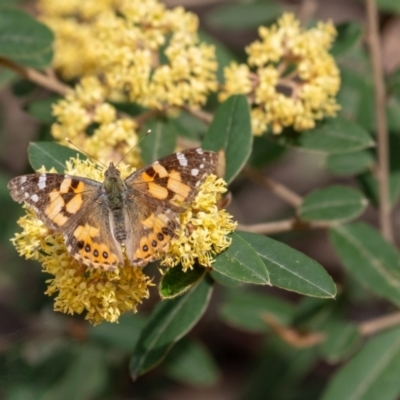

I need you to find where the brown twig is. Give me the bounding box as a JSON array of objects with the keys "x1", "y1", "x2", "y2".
[
  {"x1": 0, "y1": 57, "x2": 70, "y2": 96},
  {"x1": 243, "y1": 166, "x2": 303, "y2": 208},
  {"x1": 366, "y1": 0, "x2": 393, "y2": 242},
  {"x1": 359, "y1": 311, "x2": 400, "y2": 336},
  {"x1": 238, "y1": 218, "x2": 335, "y2": 235},
  {"x1": 182, "y1": 106, "x2": 213, "y2": 124},
  {"x1": 298, "y1": 0, "x2": 318, "y2": 26}
]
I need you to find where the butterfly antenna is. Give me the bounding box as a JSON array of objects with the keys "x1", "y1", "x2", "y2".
[
  {"x1": 65, "y1": 138, "x2": 108, "y2": 168},
  {"x1": 115, "y1": 129, "x2": 151, "y2": 167}
]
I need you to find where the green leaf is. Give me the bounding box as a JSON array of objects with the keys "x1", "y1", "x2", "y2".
[
  {"x1": 206, "y1": 1, "x2": 282, "y2": 30},
  {"x1": 321, "y1": 327, "x2": 400, "y2": 400},
  {"x1": 326, "y1": 151, "x2": 374, "y2": 176},
  {"x1": 0, "y1": 68, "x2": 16, "y2": 88},
  {"x1": 375, "y1": 0, "x2": 400, "y2": 13},
  {"x1": 140, "y1": 119, "x2": 177, "y2": 164},
  {"x1": 271, "y1": 118, "x2": 374, "y2": 154},
  {"x1": 164, "y1": 339, "x2": 220, "y2": 387},
  {"x1": 210, "y1": 269, "x2": 243, "y2": 287},
  {"x1": 43, "y1": 345, "x2": 108, "y2": 400},
  {"x1": 331, "y1": 22, "x2": 362, "y2": 57},
  {"x1": 0, "y1": 7, "x2": 54, "y2": 68},
  {"x1": 203, "y1": 95, "x2": 252, "y2": 183},
  {"x1": 299, "y1": 185, "x2": 368, "y2": 223},
  {"x1": 330, "y1": 223, "x2": 400, "y2": 306},
  {"x1": 171, "y1": 110, "x2": 208, "y2": 141},
  {"x1": 249, "y1": 135, "x2": 286, "y2": 168},
  {"x1": 26, "y1": 96, "x2": 58, "y2": 124},
  {"x1": 237, "y1": 231, "x2": 337, "y2": 298},
  {"x1": 220, "y1": 289, "x2": 294, "y2": 333},
  {"x1": 212, "y1": 233, "x2": 269, "y2": 285},
  {"x1": 240, "y1": 338, "x2": 318, "y2": 400},
  {"x1": 28, "y1": 142, "x2": 86, "y2": 172},
  {"x1": 319, "y1": 320, "x2": 361, "y2": 363},
  {"x1": 88, "y1": 314, "x2": 147, "y2": 352},
  {"x1": 159, "y1": 264, "x2": 206, "y2": 299},
  {"x1": 130, "y1": 277, "x2": 213, "y2": 378},
  {"x1": 357, "y1": 133, "x2": 400, "y2": 206}
]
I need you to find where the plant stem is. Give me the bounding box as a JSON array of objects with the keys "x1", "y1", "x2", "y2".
[
  {"x1": 359, "y1": 311, "x2": 400, "y2": 336},
  {"x1": 366, "y1": 0, "x2": 393, "y2": 242},
  {"x1": 0, "y1": 57, "x2": 70, "y2": 95},
  {"x1": 238, "y1": 218, "x2": 335, "y2": 235},
  {"x1": 243, "y1": 166, "x2": 303, "y2": 208}
]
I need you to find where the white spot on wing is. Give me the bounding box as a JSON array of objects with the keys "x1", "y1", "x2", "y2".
[
  {"x1": 196, "y1": 148, "x2": 204, "y2": 154},
  {"x1": 177, "y1": 152, "x2": 188, "y2": 167},
  {"x1": 200, "y1": 164, "x2": 204, "y2": 169},
  {"x1": 191, "y1": 168, "x2": 199, "y2": 176},
  {"x1": 20, "y1": 176, "x2": 27, "y2": 184},
  {"x1": 38, "y1": 175, "x2": 47, "y2": 190},
  {"x1": 31, "y1": 194, "x2": 39, "y2": 202},
  {"x1": 24, "y1": 192, "x2": 29, "y2": 199}
]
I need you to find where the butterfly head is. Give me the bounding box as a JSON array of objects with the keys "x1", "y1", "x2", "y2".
[{"x1": 104, "y1": 162, "x2": 124, "y2": 198}]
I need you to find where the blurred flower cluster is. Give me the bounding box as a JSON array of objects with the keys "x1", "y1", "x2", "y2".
[
  {"x1": 220, "y1": 13, "x2": 341, "y2": 135},
  {"x1": 38, "y1": 0, "x2": 218, "y2": 163}
]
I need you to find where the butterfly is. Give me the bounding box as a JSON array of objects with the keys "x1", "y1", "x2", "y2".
[{"x1": 8, "y1": 148, "x2": 217, "y2": 270}]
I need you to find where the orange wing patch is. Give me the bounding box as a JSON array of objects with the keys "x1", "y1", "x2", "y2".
[{"x1": 72, "y1": 223, "x2": 120, "y2": 270}]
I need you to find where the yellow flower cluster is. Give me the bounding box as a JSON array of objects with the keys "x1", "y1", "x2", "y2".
[
  {"x1": 38, "y1": 0, "x2": 218, "y2": 109},
  {"x1": 162, "y1": 174, "x2": 237, "y2": 270},
  {"x1": 11, "y1": 157, "x2": 235, "y2": 324},
  {"x1": 220, "y1": 13, "x2": 341, "y2": 135},
  {"x1": 52, "y1": 76, "x2": 141, "y2": 166}
]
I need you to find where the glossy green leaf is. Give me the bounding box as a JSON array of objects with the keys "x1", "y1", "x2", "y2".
[
  {"x1": 164, "y1": 339, "x2": 220, "y2": 387},
  {"x1": 321, "y1": 328, "x2": 400, "y2": 400},
  {"x1": 319, "y1": 320, "x2": 361, "y2": 363},
  {"x1": 159, "y1": 264, "x2": 206, "y2": 299},
  {"x1": 0, "y1": 7, "x2": 54, "y2": 68},
  {"x1": 272, "y1": 118, "x2": 374, "y2": 154},
  {"x1": 207, "y1": 1, "x2": 282, "y2": 30},
  {"x1": 212, "y1": 233, "x2": 269, "y2": 285},
  {"x1": 326, "y1": 151, "x2": 374, "y2": 176},
  {"x1": 140, "y1": 119, "x2": 177, "y2": 164},
  {"x1": 237, "y1": 231, "x2": 336, "y2": 298},
  {"x1": 203, "y1": 95, "x2": 252, "y2": 183},
  {"x1": 299, "y1": 185, "x2": 368, "y2": 222},
  {"x1": 130, "y1": 277, "x2": 213, "y2": 378},
  {"x1": 330, "y1": 223, "x2": 400, "y2": 306},
  {"x1": 28, "y1": 142, "x2": 86, "y2": 172},
  {"x1": 26, "y1": 96, "x2": 58, "y2": 124},
  {"x1": 331, "y1": 22, "x2": 362, "y2": 57},
  {"x1": 220, "y1": 289, "x2": 294, "y2": 333}
]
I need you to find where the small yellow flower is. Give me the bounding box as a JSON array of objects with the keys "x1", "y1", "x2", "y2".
[
  {"x1": 162, "y1": 175, "x2": 237, "y2": 271},
  {"x1": 220, "y1": 13, "x2": 341, "y2": 135},
  {"x1": 51, "y1": 77, "x2": 141, "y2": 167},
  {"x1": 38, "y1": 0, "x2": 218, "y2": 110}
]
